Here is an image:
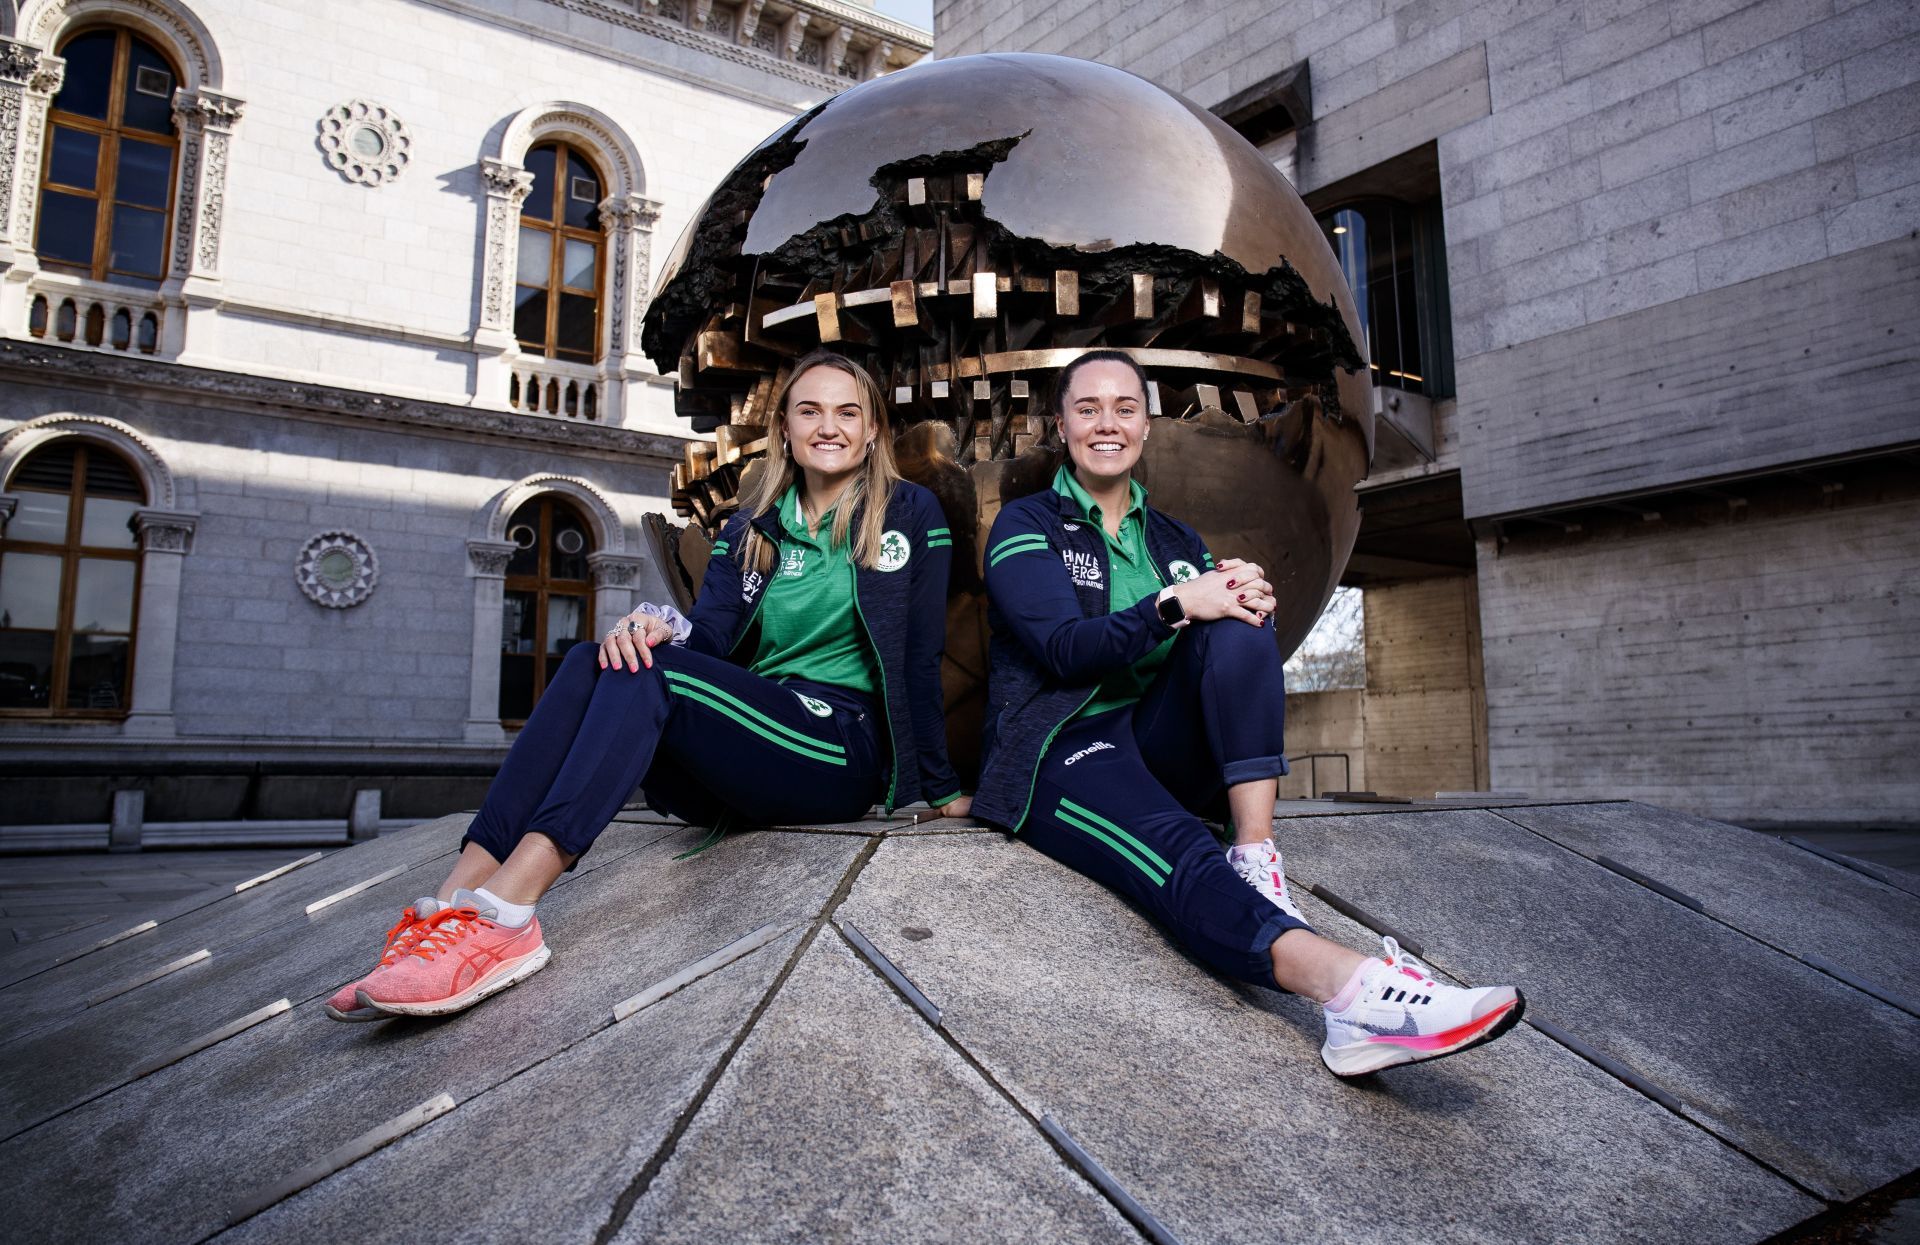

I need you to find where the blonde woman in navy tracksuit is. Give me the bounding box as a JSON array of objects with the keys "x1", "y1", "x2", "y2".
[
  {"x1": 327, "y1": 350, "x2": 967, "y2": 1020},
  {"x1": 976, "y1": 350, "x2": 1523, "y2": 1076}
]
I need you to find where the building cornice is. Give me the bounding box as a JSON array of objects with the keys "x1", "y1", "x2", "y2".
[
  {"x1": 0, "y1": 339, "x2": 692, "y2": 463},
  {"x1": 409, "y1": 0, "x2": 924, "y2": 111}
]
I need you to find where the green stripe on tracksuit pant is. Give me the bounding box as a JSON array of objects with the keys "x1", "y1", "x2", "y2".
[
  {"x1": 1019, "y1": 618, "x2": 1309, "y2": 989},
  {"x1": 464, "y1": 642, "x2": 885, "y2": 863}
]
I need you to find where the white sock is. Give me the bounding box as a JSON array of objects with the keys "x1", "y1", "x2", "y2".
[{"x1": 472, "y1": 886, "x2": 535, "y2": 927}]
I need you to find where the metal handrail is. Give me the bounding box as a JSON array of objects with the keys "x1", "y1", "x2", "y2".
[{"x1": 1285, "y1": 751, "x2": 1351, "y2": 799}]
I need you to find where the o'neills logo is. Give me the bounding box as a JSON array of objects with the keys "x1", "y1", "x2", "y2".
[{"x1": 1063, "y1": 741, "x2": 1114, "y2": 766}]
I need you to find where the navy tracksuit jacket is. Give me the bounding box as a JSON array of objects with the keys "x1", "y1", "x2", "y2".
[
  {"x1": 465, "y1": 481, "x2": 961, "y2": 864},
  {"x1": 977, "y1": 484, "x2": 1311, "y2": 988}
]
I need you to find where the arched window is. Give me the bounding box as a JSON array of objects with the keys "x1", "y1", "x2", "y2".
[
  {"x1": 36, "y1": 27, "x2": 182, "y2": 287},
  {"x1": 499, "y1": 495, "x2": 592, "y2": 722},
  {"x1": 514, "y1": 141, "x2": 604, "y2": 362},
  {"x1": 0, "y1": 441, "x2": 145, "y2": 714}
]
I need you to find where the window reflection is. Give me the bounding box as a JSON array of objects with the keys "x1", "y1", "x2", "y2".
[{"x1": 1317, "y1": 198, "x2": 1454, "y2": 400}]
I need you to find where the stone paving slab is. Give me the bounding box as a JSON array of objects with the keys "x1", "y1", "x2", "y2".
[
  {"x1": 1490, "y1": 802, "x2": 1920, "y2": 1006},
  {"x1": 613, "y1": 929, "x2": 1139, "y2": 1245},
  {"x1": 1273, "y1": 810, "x2": 1920, "y2": 1201},
  {"x1": 0, "y1": 815, "x2": 472, "y2": 994},
  {"x1": 0, "y1": 823, "x2": 676, "y2": 1139},
  {"x1": 216, "y1": 927, "x2": 808, "y2": 1244},
  {"x1": 0, "y1": 825, "x2": 865, "y2": 1243},
  {"x1": 0, "y1": 820, "x2": 471, "y2": 1035},
  {"x1": 835, "y1": 833, "x2": 1817, "y2": 1243}
]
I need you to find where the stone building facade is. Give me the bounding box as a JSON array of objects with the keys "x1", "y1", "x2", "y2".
[
  {"x1": 0, "y1": 0, "x2": 928, "y2": 848},
  {"x1": 938, "y1": 0, "x2": 1919, "y2": 828}
]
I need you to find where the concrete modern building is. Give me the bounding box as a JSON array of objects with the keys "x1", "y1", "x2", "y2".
[
  {"x1": 0, "y1": 0, "x2": 928, "y2": 848},
  {"x1": 938, "y1": 0, "x2": 1920, "y2": 830}
]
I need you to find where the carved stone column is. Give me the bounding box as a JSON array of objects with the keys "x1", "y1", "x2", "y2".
[
  {"x1": 587, "y1": 551, "x2": 648, "y2": 639},
  {"x1": 166, "y1": 90, "x2": 244, "y2": 357},
  {"x1": 473, "y1": 159, "x2": 534, "y2": 412},
  {"x1": 0, "y1": 39, "x2": 48, "y2": 268},
  {"x1": 124, "y1": 509, "x2": 198, "y2": 738},
  {"x1": 464, "y1": 539, "x2": 516, "y2": 743},
  {"x1": 0, "y1": 47, "x2": 60, "y2": 333},
  {"x1": 597, "y1": 193, "x2": 663, "y2": 425}
]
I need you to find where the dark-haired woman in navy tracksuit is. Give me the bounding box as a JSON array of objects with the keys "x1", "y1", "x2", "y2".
[
  {"x1": 326, "y1": 350, "x2": 966, "y2": 1020},
  {"x1": 977, "y1": 350, "x2": 1522, "y2": 1077}
]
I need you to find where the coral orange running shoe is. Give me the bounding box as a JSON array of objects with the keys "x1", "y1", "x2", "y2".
[
  {"x1": 324, "y1": 897, "x2": 444, "y2": 1022},
  {"x1": 355, "y1": 890, "x2": 548, "y2": 1017}
]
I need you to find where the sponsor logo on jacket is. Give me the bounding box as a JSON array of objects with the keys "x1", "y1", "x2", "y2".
[{"x1": 1061, "y1": 548, "x2": 1104, "y2": 590}]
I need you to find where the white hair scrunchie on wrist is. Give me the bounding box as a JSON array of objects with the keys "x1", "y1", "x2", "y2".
[{"x1": 635, "y1": 601, "x2": 693, "y2": 646}]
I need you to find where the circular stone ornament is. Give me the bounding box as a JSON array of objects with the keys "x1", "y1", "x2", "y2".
[
  {"x1": 296, "y1": 531, "x2": 379, "y2": 608},
  {"x1": 318, "y1": 100, "x2": 411, "y2": 186}
]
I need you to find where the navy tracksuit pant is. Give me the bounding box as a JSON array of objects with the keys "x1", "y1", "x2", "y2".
[
  {"x1": 1021, "y1": 617, "x2": 1311, "y2": 988},
  {"x1": 464, "y1": 641, "x2": 886, "y2": 863}
]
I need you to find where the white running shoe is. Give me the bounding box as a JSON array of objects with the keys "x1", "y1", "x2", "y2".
[
  {"x1": 1321, "y1": 937, "x2": 1524, "y2": 1077},
  {"x1": 1227, "y1": 838, "x2": 1307, "y2": 924}
]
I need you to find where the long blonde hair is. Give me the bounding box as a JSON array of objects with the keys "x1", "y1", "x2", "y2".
[{"x1": 737, "y1": 350, "x2": 901, "y2": 574}]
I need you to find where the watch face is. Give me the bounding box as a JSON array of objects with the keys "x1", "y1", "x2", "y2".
[{"x1": 1158, "y1": 593, "x2": 1185, "y2": 624}]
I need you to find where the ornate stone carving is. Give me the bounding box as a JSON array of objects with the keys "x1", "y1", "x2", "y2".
[
  {"x1": 479, "y1": 160, "x2": 534, "y2": 332},
  {"x1": 317, "y1": 100, "x2": 411, "y2": 187},
  {"x1": 169, "y1": 130, "x2": 202, "y2": 273},
  {"x1": 28, "y1": 0, "x2": 214, "y2": 88},
  {"x1": 197, "y1": 129, "x2": 227, "y2": 269},
  {"x1": 466, "y1": 539, "x2": 517, "y2": 577},
  {"x1": 736, "y1": 0, "x2": 767, "y2": 42},
  {"x1": 26, "y1": 53, "x2": 65, "y2": 96},
  {"x1": 825, "y1": 24, "x2": 854, "y2": 75},
  {"x1": 296, "y1": 530, "x2": 379, "y2": 608},
  {"x1": 0, "y1": 38, "x2": 40, "y2": 84},
  {"x1": 133, "y1": 508, "x2": 198, "y2": 553},
  {"x1": 587, "y1": 551, "x2": 645, "y2": 588},
  {"x1": 482, "y1": 157, "x2": 534, "y2": 200},
  {"x1": 0, "y1": 413, "x2": 177, "y2": 508},
  {"x1": 598, "y1": 194, "x2": 662, "y2": 357},
  {"x1": 0, "y1": 83, "x2": 22, "y2": 246},
  {"x1": 784, "y1": 12, "x2": 812, "y2": 57},
  {"x1": 11, "y1": 54, "x2": 61, "y2": 244}
]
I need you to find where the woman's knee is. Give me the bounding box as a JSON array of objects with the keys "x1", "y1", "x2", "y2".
[{"x1": 1191, "y1": 617, "x2": 1283, "y2": 672}]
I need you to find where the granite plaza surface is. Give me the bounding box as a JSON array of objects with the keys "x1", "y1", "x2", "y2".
[{"x1": 1, "y1": 798, "x2": 1915, "y2": 1243}]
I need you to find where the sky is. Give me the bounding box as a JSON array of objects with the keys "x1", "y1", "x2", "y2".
[{"x1": 872, "y1": 0, "x2": 934, "y2": 32}]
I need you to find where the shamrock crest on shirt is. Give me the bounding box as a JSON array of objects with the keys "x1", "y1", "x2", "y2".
[{"x1": 877, "y1": 529, "x2": 911, "y2": 572}]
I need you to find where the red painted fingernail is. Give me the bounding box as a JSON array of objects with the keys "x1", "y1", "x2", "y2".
[
  {"x1": 1227, "y1": 580, "x2": 1237, "y2": 587},
  {"x1": 1237, "y1": 593, "x2": 1247, "y2": 600}
]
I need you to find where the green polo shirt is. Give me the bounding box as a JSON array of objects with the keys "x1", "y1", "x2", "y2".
[
  {"x1": 1054, "y1": 466, "x2": 1173, "y2": 719},
  {"x1": 745, "y1": 484, "x2": 881, "y2": 696}
]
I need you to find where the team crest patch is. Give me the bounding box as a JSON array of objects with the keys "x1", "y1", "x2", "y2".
[
  {"x1": 877, "y1": 529, "x2": 911, "y2": 572},
  {"x1": 778, "y1": 547, "x2": 807, "y2": 579},
  {"x1": 795, "y1": 693, "x2": 834, "y2": 718},
  {"x1": 1169, "y1": 560, "x2": 1201, "y2": 582}
]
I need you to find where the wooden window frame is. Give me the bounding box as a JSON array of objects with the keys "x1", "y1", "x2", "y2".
[
  {"x1": 499, "y1": 495, "x2": 593, "y2": 727},
  {"x1": 37, "y1": 26, "x2": 183, "y2": 286},
  {"x1": 514, "y1": 140, "x2": 606, "y2": 363},
  {"x1": 0, "y1": 443, "x2": 144, "y2": 719}
]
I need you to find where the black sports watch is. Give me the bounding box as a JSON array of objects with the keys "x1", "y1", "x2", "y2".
[{"x1": 1156, "y1": 587, "x2": 1187, "y2": 628}]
